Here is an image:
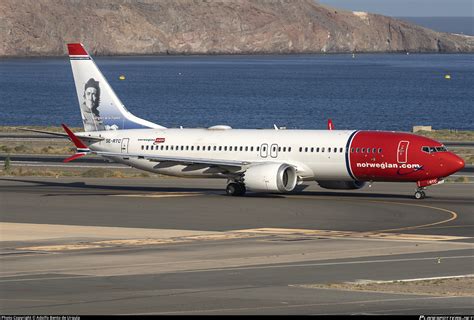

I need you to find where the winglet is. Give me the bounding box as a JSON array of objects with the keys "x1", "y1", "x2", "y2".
[
  {"x1": 327, "y1": 119, "x2": 334, "y2": 130},
  {"x1": 61, "y1": 124, "x2": 90, "y2": 162}
]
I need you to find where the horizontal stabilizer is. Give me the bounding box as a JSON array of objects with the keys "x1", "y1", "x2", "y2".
[
  {"x1": 61, "y1": 123, "x2": 91, "y2": 162},
  {"x1": 18, "y1": 127, "x2": 103, "y2": 141}
]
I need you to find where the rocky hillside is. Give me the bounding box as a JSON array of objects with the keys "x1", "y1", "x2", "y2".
[{"x1": 1, "y1": 0, "x2": 473, "y2": 56}]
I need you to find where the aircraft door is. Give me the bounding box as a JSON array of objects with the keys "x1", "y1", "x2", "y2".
[
  {"x1": 270, "y1": 144, "x2": 278, "y2": 158},
  {"x1": 397, "y1": 140, "x2": 409, "y2": 163},
  {"x1": 121, "y1": 138, "x2": 129, "y2": 153},
  {"x1": 260, "y1": 144, "x2": 268, "y2": 158}
]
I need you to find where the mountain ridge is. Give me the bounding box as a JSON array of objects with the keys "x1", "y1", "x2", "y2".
[{"x1": 1, "y1": 0, "x2": 473, "y2": 57}]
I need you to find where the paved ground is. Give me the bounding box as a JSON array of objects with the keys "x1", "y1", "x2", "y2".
[{"x1": 0, "y1": 177, "x2": 473, "y2": 314}]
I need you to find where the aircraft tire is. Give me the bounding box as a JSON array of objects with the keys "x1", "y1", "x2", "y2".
[
  {"x1": 414, "y1": 191, "x2": 425, "y2": 199},
  {"x1": 226, "y1": 183, "x2": 246, "y2": 196}
]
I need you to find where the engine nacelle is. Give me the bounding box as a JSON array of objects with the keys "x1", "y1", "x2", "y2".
[
  {"x1": 243, "y1": 163, "x2": 297, "y2": 193},
  {"x1": 317, "y1": 180, "x2": 366, "y2": 190}
]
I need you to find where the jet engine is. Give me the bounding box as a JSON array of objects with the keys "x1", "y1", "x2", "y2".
[
  {"x1": 243, "y1": 163, "x2": 297, "y2": 193},
  {"x1": 317, "y1": 181, "x2": 366, "y2": 190}
]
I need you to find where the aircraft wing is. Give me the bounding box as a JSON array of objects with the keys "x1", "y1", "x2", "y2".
[{"x1": 94, "y1": 151, "x2": 250, "y2": 168}]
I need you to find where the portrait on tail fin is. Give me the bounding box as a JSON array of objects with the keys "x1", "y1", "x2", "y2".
[{"x1": 80, "y1": 78, "x2": 105, "y2": 131}]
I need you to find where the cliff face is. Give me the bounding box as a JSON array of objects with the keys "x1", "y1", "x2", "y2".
[{"x1": 1, "y1": 0, "x2": 473, "y2": 57}]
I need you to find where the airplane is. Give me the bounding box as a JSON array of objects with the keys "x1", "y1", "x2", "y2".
[{"x1": 25, "y1": 43, "x2": 465, "y2": 199}]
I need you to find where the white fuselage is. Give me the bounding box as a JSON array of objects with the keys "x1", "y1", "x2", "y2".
[{"x1": 85, "y1": 128, "x2": 356, "y2": 181}]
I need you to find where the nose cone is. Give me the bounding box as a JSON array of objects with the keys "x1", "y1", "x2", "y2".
[{"x1": 443, "y1": 153, "x2": 465, "y2": 176}]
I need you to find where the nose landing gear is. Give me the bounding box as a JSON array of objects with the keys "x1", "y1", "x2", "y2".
[
  {"x1": 414, "y1": 178, "x2": 440, "y2": 199},
  {"x1": 414, "y1": 188, "x2": 426, "y2": 199},
  {"x1": 226, "y1": 182, "x2": 246, "y2": 196}
]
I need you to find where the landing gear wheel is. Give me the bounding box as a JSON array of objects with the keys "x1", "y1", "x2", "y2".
[
  {"x1": 226, "y1": 183, "x2": 238, "y2": 196},
  {"x1": 414, "y1": 191, "x2": 426, "y2": 199},
  {"x1": 236, "y1": 183, "x2": 246, "y2": 196},
  {"x1": 226, "y1": 183, "x2": 246, "y2": 196}
]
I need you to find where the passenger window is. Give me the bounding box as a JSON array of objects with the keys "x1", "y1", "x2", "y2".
[
  {"x1": 146, "y1": 145, "x2": 149, "y2": 150},
  {"x1": 213, "y1": 146, "x2": 217, "y2": 151},
  {"x1": 288, "y1": 147, "x2": 292, "y2": 152},
  {"x1": 299, "y1": 147, "x2": 303, "y2": 152},
  {"x1": 251, "y1": 147, "x2": 254, "y2": 152},
  {"x1": 361, "y1": 148, "x2": 365, "y2": 153},
  {"x1": 356, "y1": 148, "x2": 359, "y2": 153},
  {"x1": 310, "y1": 147, "x2": 314, "y2": 152},
  {"x1": 257, "y1": 146, "x2": 260, "y2": 152},
  {"x1": 321, "y1": 147, "x2": 325, "y2": 152},
  {"x1": 245, "y1": 146, "x2": 248, "y2": 151},
  {"x1": 378, "y1": 148, "x2": 382, "y2": 153},
  {"x1": 305, "y1": 147, "x2": 308, "y2": 152},
  {"x1": 316, "y1": 147, "x2": 320, "y2": 153},
  {"x1": 283, "y1": 147, "x2": 286, "y2": 152}
]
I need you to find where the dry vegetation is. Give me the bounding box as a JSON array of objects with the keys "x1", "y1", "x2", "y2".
[
  {"x1": 416, "y1": 129, "x2": 474, "y2": 142},
  {"x1": 296, "y1": 276, "x2": 474, "y2": 297},
  {"x1": 0, "y1": 126, "x2": 82, "y2": 133},
  {"x1": 0, "y1": 141, "x2": 74, "y2": 155},
  {"x1": 0, "y1": 167, "x2": 153, "y2": 179}
]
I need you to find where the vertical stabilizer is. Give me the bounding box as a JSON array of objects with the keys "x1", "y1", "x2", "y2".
[{"x1": 67, "y1": 43, "x2": 165, "y2": 132}]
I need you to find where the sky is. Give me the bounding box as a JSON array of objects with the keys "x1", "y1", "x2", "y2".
[{"x1": 317, "y1": 0, "x2": 474, "y2": 17}]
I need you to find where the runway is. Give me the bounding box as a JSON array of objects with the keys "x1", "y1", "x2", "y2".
[{"x1": 0, "y1": 177, "x2": 473, "y2": 314}]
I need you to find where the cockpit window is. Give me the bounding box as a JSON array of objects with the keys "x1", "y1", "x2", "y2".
[{"x1": 422, "y1": 146, "x2": 448, "y2": 153}]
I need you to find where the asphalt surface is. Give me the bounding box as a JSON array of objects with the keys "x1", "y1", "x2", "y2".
[{"x1": 0, "y1": 177, "x2": 473, "y2": 314}]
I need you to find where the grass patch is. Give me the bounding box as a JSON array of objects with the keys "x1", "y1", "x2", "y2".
[
  {"x1": 0, "y1": 166, "x2": 153, "y2": 178},
  {"x1": 0, "y1": 125, "x2": 83, "y2": 133},
  {"x1": 0, "y1": 142, "x2": 75, "y2": 155},
  {"x1": 416, "y1": 129, "x2": 474, "y2": 141}
]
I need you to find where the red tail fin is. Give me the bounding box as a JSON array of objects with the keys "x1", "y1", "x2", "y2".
[{"x1": 327, "y1": 119, "x2": 334, "y2": 130}]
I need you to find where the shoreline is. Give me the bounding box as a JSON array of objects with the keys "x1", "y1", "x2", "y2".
[{"x1": 2, "y1": 51, "x2": 474, "y2": 59}]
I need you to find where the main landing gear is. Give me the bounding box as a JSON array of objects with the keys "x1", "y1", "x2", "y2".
[
  {"x1": 414, "y1": 188, "x2": 426, "y2": 199},
  {"x1": 226, "y1": 182, "x2": 246, "y2": 196}
]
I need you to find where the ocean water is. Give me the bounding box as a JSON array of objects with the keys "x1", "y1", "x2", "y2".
[{"x1": 0, "y1": 54, "x2": 473, "y2": 131}]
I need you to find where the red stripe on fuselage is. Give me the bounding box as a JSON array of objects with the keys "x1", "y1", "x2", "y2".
[{"x1": 348, "y1": 131, "x2": 445, "y2": 182}]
